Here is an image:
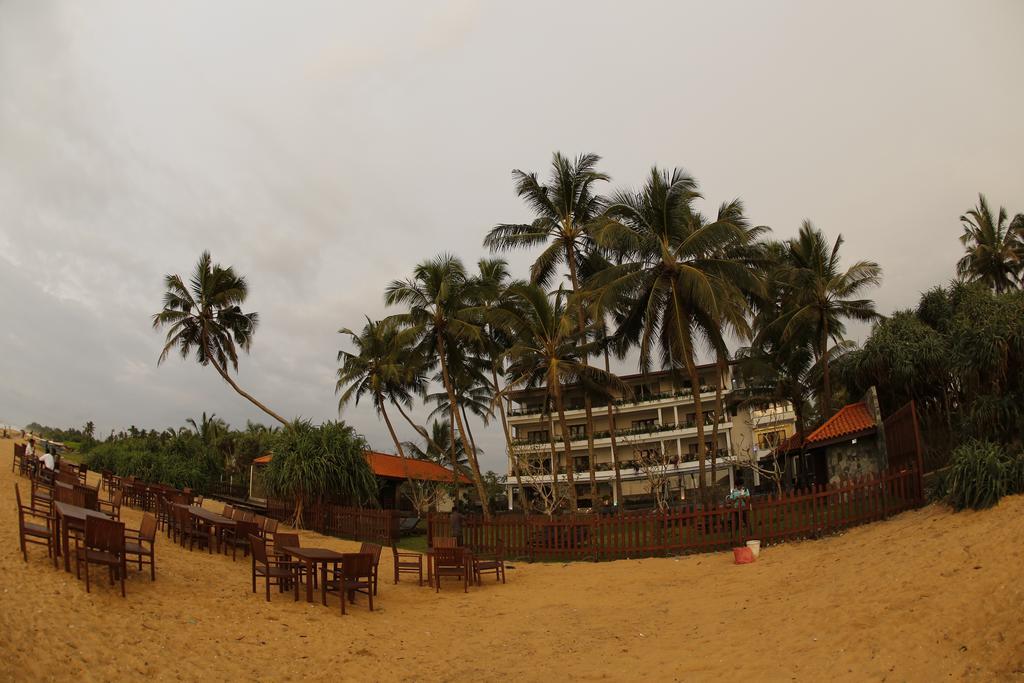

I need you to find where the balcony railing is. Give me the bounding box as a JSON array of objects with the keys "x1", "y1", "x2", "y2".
[
  {"x1": 511, "y1": 414, "x2": 729, "y2": 447},
  {"x1": 514, "y1": 448, "x2": 734, "y2": 477},
  {"x1": 507, "y1": 385, "x2": 719, "y2": 417}
]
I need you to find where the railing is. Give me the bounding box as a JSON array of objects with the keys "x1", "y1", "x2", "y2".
[
  {"x1": 207, "y1": 478, "x2": 249, "y2": 500},
  {"x1": 265, "y1": 499, "x2": 399, "y2": 545},
  {"x1": 511, "y1": 415, "x2": 730, "y2": 447},
  {"x1": 430, "y1": 467, "x2": 922, "y2": 562},
  {"x1": 508, "y1": 385, "x2": 720, "y2": 417}
]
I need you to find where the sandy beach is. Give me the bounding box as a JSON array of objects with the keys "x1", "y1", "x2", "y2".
[{"x1": 1, "y1": 436, "x2": 1021, "y2": 682}]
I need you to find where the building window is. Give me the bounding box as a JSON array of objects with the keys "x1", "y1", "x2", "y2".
[
  {"x1": 527, "y1": 430, "x2": 549, "y2": 443},
  {"x1": 568, "y1": 424, "x2": 585, "y2": 438},
  {"x1": 757, "y1": 430, "x2": 788, "y2": 449},
  {"x1": 632, "y1": 418, "x2": 656, "y2": 431}
]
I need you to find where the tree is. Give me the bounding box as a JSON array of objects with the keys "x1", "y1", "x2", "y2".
[
  {"x1": 385, "y1": 254, "x2": 492, "y2": 518},
  {"x1": 594, "y1": 167, "x2": 759, "y2": 500},
  {"x1": 486, "y1": 152, "x2": 610, "y2": 503},
  {"x1": 499, "y1": 284, "x2": 621, "y2": 510},
  {"x1": 780, "y1": 221, "x2": 881, "y2": 419},
  {"x1": 261, "y1": 420, "x2": 378, "y2": 529},
  {"x1": 957, "y1": 194, "x2": 1022, "y2": 292},
  {"x1": 336, "y1": 318, "x2": 421, "y2": 462},
  {"x1": 152, "y1": 251, "x2": 289, "y2": 426}
]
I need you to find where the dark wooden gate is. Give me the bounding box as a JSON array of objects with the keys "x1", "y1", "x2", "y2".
[{"x1": 883, "y1": 400, "x2": 924, "y2": 501}]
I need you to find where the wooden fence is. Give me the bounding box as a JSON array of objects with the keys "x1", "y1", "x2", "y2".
[
  {"x1": 429, "y1": 467, "x2": 923, "y2": 562},
  {"x1": 265, "y1": 499, "x2": 399, "y2": 545}
]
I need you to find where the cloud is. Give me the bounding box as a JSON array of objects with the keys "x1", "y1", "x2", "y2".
[{"x1": 1, "y1": 1, "x2": 1023, "y2": 474}]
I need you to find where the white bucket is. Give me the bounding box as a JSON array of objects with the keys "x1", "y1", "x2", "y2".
[{"x1": 745, "y1": 540, "x2": 761, "y2": 558}]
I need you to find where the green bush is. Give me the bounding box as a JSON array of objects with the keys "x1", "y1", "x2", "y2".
[
  {"x1": 1008, "y1": 451, "x2": 1024, "y2": 496},
  {"x1": 945, "y1": 440, "x2": 1011, "y2": 511},
  {"x1": 85, "y1": 433, "x2": 221, "y2": 492}
]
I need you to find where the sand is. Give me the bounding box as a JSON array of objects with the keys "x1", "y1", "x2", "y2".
[{"x1": 0, "y1": 436, "x2": 1021, "y2": 682}]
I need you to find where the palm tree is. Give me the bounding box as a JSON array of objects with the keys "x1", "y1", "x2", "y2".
[
  {"x1": 186, "y1": 411, "x2": 226, "y2": 445},
  {"x1": 336, "y1": 317, "x2": 421, "y2": 465},
  {"x1": 485, "y1": 152, "x2": 610, "y2": 503},
  {"x1": 499, "y1": 284, "x2": 621, "y2": 510},
  {"x1": 152, "y1": 251, "x2": 288, "y2": 426},
  {"x1": 594, "y1": 168, "x2": 759, "y2": 500},
  {"x1": 385, "y1": 254, "x2": 491, "y2": 517},
  {"x1": 403, "y1": 419, "x2": 469, "y2": 471},
  {"x1": 957, "y1": 194, "x2": 1023, "y2": 292},
  {"x1": 781, "y1": 222, "x2": 882, "y2": 419},
  {"x1": 473, "y1": 258, "x2": 532, "y2": 512}
]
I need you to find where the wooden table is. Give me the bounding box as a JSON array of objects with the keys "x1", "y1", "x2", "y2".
[
  {"x1": 174, "y1": 504, "x2": 236, "y2": 553},
  {"x1": 282, "y1": 547, "x2": 345, "y2": 604},
  {"x1": 54, "y1": 501, "x2": 110, "y2": 572},
  {"x1": 424, "y1": 547, "x2": 474, "y2": 587}
]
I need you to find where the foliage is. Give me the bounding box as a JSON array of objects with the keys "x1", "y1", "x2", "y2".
[
  {"x1": 152, "y1": 251, "x2": 288, "y2": 425},
  {"x1": 956, "y1": 193, "x2": 1023, "y2": 293},
  {"x1": 86, "y1": 431, "x2": 221, "y2": 491},
  {"x1": 261, "y1": 420, "x2": 379, "y2": 528},
  {"x1": 944, "y1": 440, "x2": 1013, "y2": 511}
]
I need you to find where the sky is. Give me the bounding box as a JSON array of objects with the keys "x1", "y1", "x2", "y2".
[{"x1": 1, "y1": 1, "x2": 1022, "y2": 473}]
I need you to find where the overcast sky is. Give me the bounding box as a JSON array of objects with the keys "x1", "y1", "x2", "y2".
[{"x1": 1, "y1": 1, "x2": 1022, "y2": 472}]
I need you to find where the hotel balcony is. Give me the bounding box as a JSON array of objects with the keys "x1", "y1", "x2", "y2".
[
  {"x1": 506, "y1": 385, "x2": 727, "y2": 424},
  {"x1": 510, "y1": 416, "x2": 732, "y2": 454}
]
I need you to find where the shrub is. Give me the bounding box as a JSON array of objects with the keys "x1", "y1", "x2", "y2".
[
  {"x1": 945, "y1": 440, "x2": 1010, "y2": 511},
  {"x1": 261, "y1": 420, "x2": 379, "y2": 528},
  {"x1": 85, "y1": 433, "x2": 221, "y2": 492},
  {"x1": 1008, "y1": 451, "x2": 1024, "y2": 496}
]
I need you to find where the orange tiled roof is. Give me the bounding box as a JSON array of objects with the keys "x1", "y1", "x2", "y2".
[
  {"x1": 804, "y1": 402, "x2": 876, "y2": 446},
  {"x1": 366, "y1": 451, "x2": 471, "y2": 484},
  {"x1": 251, "y1": 450, "x2": 470, "y2": 484}
]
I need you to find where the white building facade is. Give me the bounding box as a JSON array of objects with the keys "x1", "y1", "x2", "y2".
[{"x1": 505, "y1": 363, "x2": 797, "y2": 510}]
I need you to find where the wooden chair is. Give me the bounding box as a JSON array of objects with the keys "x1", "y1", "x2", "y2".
[
  {"x1": 249, "y1": 535, "x2": 294, "y2": 602},
  {"x1": 263, "y1": 517, "x2": 279, "y2": 542},
  {"x1": 271, "y1": 532, "x2": 306, "y2": 585},
  {"x1": 194, "y1": 495, "x2": 204, "y2": 507},
  {"x1": 433, "y1": 536, "x2": 457, "y2": 549},
  {"x1": 359, "y1": 542, "x2": 383, "y2": 595},
  {"x1": 12, "y1": 443, "x2": 26, "y2": 474},
  {"x1": 74, "y1": 516, "x2": 127, "y2": 597},
  {"x1": 176, "y1": 507, "x2": 210, "y2": 553},
  {"x1": 239, "y1": 510, "x2": 255, "y2": 523},
  {"x1": 225, "y1": 520, "x2": 260, "y2": 561},
  {"x1": 31, "y1": 479, "x2": 54, "y2": 512},
  {"x1": 327, "y1": 553, "x2": 375, "y2": 614},
  {"x1": 76, "y1": 463, "x2": 88, "y2": 485},
  {"x1": 98, "y1": 490, "x2": 124, "y2": 521},
  {"x1": 124, "y1": 513, "x2": 158, "y2": 580},
  {"x1": 433, "y1": 547, "x2": 468, "y2": 593},
  {"x1": 473, "y1": 541, "x2": 506, "y2": 585},
  {"x1": 253, "y1": 514, "x2": 269, "y2": 538},
  {"x1": 221, "y1": 504, "x2": 234, "y2": 518},
  {"x1": 15, "y1": 483, "x2": 56, "y2": 567},
  {"x1": 391, "y1": 544, "x2": 423, "y2": 586}
]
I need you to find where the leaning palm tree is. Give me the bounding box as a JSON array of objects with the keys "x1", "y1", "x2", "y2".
[
  {"x1": 384, "y1": 254, "x2": 492, "y2": 517},
  {"x1": 593, "y1": 168, "x2": 759, "y2": 500},
  {"x1": 780, "y1": 222, "x2": 882, "y2": 419},
  {"x1": 957, "y1": 193, "x2": 1023, "y2": 292},
  {"x1": 152, "y1": 251, "x2": 288, "y2": 426},
  {"x1": 499, "y1": 284, "x2": 622, "y2": 510},
  {"x1": 485, "y1": 152, "x2": 610, "y2": 502}
]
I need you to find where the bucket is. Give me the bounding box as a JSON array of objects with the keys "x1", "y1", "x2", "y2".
[
  {"x1": 746, "y1": 540, "x2": 761, "y2": 558},
  {"x1": 733, "y1": 546, "x2": 755, "y2": 564}
]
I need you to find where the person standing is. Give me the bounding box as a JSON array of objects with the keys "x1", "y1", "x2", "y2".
[{"x1": 449, "y1": 504, "x2": 464, "y2": 546}]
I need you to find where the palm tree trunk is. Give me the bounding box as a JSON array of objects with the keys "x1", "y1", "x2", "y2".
[
  {"x1": 564, "y1": 243, "x2": 598, "y2": 505},
  {"x1": 820, "y1": 318, "x2": 833, "y2": 419},
  {"x1": 491, "y1": 365, "x2": 530, "y2": 513},
  {"x1": 604, "y1": 349, "x2": 623, "y2": 508},
  {"x1": 437, "y1": 336, "x2": 492, "y2": 520},
  {"x1": 671, "y1": 288, "x2": 707, "y2": 502},
  {"x1": 379, "y1": 396, "x2": 425, "y2": 512},
  {"x1": 208, "y1": 356, "x2": 289, "y2": 427},
  {"x1": 553, "y1": 383, "x2": 578, "y2": 511},
  {"x1": 709, "y1": 357, "x2": 726, "y2": 500}
]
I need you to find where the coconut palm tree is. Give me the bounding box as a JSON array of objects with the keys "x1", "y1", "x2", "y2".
[
  {"x1": 781, "y1": 222, "x2": 882, "y2": 419},
  {"x1": 384, "y1": 254, "x2": 492, "y2": 517},
  {"x1": 336, "y1": 317, "x2": 422, "y2": 463},
  {"x1": 403, "y1": 419, "x2": 470, "y2": 471},
  {"x1": 473, "y1": 258, "x2": 532, "y2": 512},
  {"x1": 593, "y1": 167, "x2": 759, "y2": 499},
  {"x1": 485, "y1": 152, "x2": 610, "y2": 502},
  {"x1": 499, "y1": 283, "x2": 622, "y2": 510},
  {"x1": 152, "y1": 251, "x2": 288, "y2": 426},
  {"x1": 957, "y1": 194, "x2": 1023, "y2": 292},
  {"x1": 186, "y1": 412, "x2": 227, "y2": 445}
]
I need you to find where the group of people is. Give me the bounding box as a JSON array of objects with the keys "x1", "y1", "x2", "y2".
[{"x1": 25, "y1": 438, "x2": 56, "y2": 472}]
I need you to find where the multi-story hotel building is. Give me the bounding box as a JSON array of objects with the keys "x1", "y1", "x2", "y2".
[{"x1": 504, "y1": 363, "x2": 797, "y2": 509}]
